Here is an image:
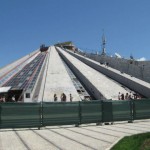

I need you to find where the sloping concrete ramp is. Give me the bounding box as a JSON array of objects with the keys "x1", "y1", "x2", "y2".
[
  {"x1": 39, "y1": 46, "x2": 81, "y2": 102},
  {"x1": 66, "y1": 49, "x2": 150, "y2": 98},
  {"x1": 57, "y1": 47, "x2": 129, "y2": 100}
]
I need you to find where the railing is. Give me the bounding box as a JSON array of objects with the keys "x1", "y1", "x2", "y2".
[{"x1": 0, "y1": 99, "x2": 150, "y2": 129}]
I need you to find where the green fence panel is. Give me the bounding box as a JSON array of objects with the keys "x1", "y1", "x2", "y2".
[
  {"x1": 133, "y1": 99, "x2": 150, "y2": 120},
  {"x1": 102, "y1": 100, "x2": 113, "y2": 122},
  {"x1": 0, "y1": 104, "x2": 1, "y2": 127},
  {"x1": 80, "y1": 100, "x2": 102, "y2": 124},
  {"x1": 112, "y1": 100, "x2": 132, "y2": 121},
  {"x1": 0, "y1": 103, "x2": 41, "y2": 129},
  {"x1": 43, "y1": 102, "x2": 79, "y2": 126}
]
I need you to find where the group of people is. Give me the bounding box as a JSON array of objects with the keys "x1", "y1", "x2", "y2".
[
  {"x1": 54, "y1": 93, "x2": 73, "y2": 102},
  {"x1": 118, "y1": 92, "x2": 141, "y2": 100},
  {"x1": 0, "y1": 95, "x2": 16, "y2": 103}
]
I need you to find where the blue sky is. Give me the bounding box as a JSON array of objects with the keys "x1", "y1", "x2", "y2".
[{"x1": 0, "y1": 0, "x2": 150, "y2": 67}]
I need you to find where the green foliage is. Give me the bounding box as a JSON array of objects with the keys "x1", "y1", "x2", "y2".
[{"x1": 111, "y1": 132, "x2": 150, "y2": 150}]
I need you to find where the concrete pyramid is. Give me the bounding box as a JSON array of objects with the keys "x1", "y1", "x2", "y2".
[
  {"x1": 0, "y1": 46, "x2": 81, "y2": 102},
  {"x1": 0, "y1": 45, "x2": 150, "y2": 103}
]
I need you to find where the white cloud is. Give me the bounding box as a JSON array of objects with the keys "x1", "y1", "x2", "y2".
[
  {"x1": 78, "y1": 49, "x2": 83, "y2": 52},
  {"x1": 137, "y1": 57, "x2": 146, "y2": 61},
  {"x1": 114, "y1": 52, "x2": 122, "y2": 58}
]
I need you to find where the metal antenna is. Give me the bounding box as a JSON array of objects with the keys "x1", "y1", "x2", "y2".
[{"x1": 101, "y1": 30, "x2": 106, "y2": 55}]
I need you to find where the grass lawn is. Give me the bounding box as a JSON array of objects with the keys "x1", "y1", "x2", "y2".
[{"x1": 111, "y1": 132, "x2": 150, "y2": 150}]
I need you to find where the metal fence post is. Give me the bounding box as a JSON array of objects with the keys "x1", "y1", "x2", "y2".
[
  {"x1": 39, "y1": 101, "x2": 43, "y2": 129},
  {"x1": 96, "y1": 100, "x2": 103, "y2": 126},
  {"x1": 79, "y1": 101, "x2": 82, "y2": 125},
  {"x1": 132, "y1": 100, "x2": 135, "y2": 122},
  {"x1": 102, "y1": 100, "x2": 113, "y2": 124},
  {"x1": 75, "y1": 101, "x2": 81, "y2": 127},
  {"x1": 42, "y1": 101, "x2": 44, "y2": 127},
  {"x1": 128, "y1": 100, "x2": 133, "y2": 123},
  {"x1": 0, "y1": 105, "x2": 1, "y2": 128}
]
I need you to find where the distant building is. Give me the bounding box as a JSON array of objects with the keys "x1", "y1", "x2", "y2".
[
  {"x1": 55, "y1": 41, "x2": 75, "y2": 51},
  {"x1": 40, "y1": 44, "x2": 49, "y2": 52}
]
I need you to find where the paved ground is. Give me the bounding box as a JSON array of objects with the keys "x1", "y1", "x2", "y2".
[{"x1": 0, "y1": 120, "x2": 150, "y2": 150}]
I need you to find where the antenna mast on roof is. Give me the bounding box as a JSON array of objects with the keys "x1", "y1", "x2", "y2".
[{"x1": 101, "y1": 30, "x2": 106, "y2": 55}]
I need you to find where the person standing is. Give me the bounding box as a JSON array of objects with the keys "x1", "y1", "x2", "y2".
[
  {"x1": 125, "y1": 93, "x2": 129, "y2": 100},
  {"x1": 12, "y1": 95, "x2": 16, "y2": 102},
  {"x1": 118, "y1": 92, "x2": 121, "y2": 100},
  {"x1": 70, "y1": 94, "x2": 73, "y2": 102},
  {"x1": 2, "y1": 96, "x2": 6, "y2": 102},
  {"x1": 54, "y1": 94, "x2": 57, "y2": 101},
  {"x1": 61, "y1": 93, "x2": 63, "y2": 102},
  {"x1": 63, "y1": 93, "x2": 66, "y2": 102},
  {"x1": 121, "y1": 93, "x2": 125, "y2": 100},
  {"x1": 128, "y1": 92, "x2": 132, "y2": 100},
  {"x1": 61, "y1": 93, "x2": 66, "y2": 102}
]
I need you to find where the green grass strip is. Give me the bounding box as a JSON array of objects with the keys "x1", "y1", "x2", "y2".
[{"x1": 111, "y1": 132, "x2": 150, "y2": 150}]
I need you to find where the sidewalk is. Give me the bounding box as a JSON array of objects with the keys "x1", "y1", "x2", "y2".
[{"x1": 0, "y1": 120, "x2": 150, "y2": 150}]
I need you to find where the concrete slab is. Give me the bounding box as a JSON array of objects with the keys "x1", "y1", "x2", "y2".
[{"x1": 42, "y1": 46, "x2": 81, "y2": 102}]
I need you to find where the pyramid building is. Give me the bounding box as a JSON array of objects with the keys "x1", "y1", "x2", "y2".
[
  {"x1": 0, "y1": 45, "x2": 150, "y2": 102},
  {"x1": 0, "y1": 46, "x2": 83, "y2": 102}
]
